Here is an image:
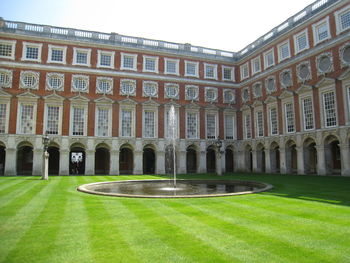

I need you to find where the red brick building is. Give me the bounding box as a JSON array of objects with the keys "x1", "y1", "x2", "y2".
[{"x1": 0, "y1": 0, "x2": 349, "y2": 176}]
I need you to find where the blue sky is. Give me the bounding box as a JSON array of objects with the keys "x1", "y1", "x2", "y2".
[{"x1": 1, "y1": 0, "x2": 315, "y2": 51}]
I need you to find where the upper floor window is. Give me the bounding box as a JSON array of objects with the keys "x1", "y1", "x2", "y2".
[
  {"x1": 204, "y1": 63, "x2": 217, "y2": 79},
  {"x1": 222, "y1": 66, "x2": 234, "y2": 81},
  {"x1": 143, "y1": 81, "x2": 158, "y2": 98},
  {"x1": 96, "y1": 107, "x2": 110, "y2": 137},
  {"x1": 269, "y1": 107, "x2": 278, "y2": 135},
  {"x1": 96, "y1": 77, "x2": 113, "y2": 94},
  {"x1": 185, "y1": 85, "x2": 199, "y2": 101},
  {"x1": 284, "y1": 102, "x2": 295, "y2": 133},
  {"x1": 20, "y1": 71, "x2": 39, "y2": 90},
  {"x1": 97, "y1": 50, "x2": 114, "y2": 68},
  {"x1": 335, "y1": 5, "x2": 350, "y2": 34},
  {"x1": 256, "y1": 111, "x2": 264, "y2": 137},
  {"x1": 223, "y1": 89, "x2": 235, "y2": 104},
  {"x1": 45, "y1": 105, "x2": 60, "y2": 135},
  {"x1": 301, "y1": 96, "x2": 314, "y2": 131},
  {"x1": 322, "y1": 91, "x2": 337, "y2": 128},
  {"x1": 264, "y1": 49, "x2": 275, "y2": 69},
  {"x1": 278, "y1": 41, "x2": 290, "y2": 62},
  {"x1": 18, "y1": 103, "x2": 35, "y2": 134},
  {"x1": 71, "y1": 106, "x2": 85, "y2": 136},
  {"x1": 244, "y1": 113, "x2": 251, "y2": 139},
  {"x1": 73, "y1": 48, "x2": 91, "y2": 66},
  {"x1": 185, "y1": 61, "x2": 199, "y2": 77},
  {"x1": 71, "y1": 75, "x2": 89, "y2": 93},
  {"x1": 251, "y1": 56, "x2": 261, "y2": 75},
  {"x1": 205, "y1": 87, "x2": 218, "y2": 103},
  {"x1": 0, "y1": 68, "x2": 13, "y2": 88},
  {"x1": 186, "y1": 112, "x2": 198, "y2": 139},
  {"x1": 206, "y1": 114, "x2": 216, "y2": 139},
  {"x1": 0, "y1": 40, "x2": 16, "y2": 60},
  {"x1": 48, "y1": 45, "x2": 66, "y2": 64},
  {"x1": 312, "y1": 17, "x2": 330, "y2": 45},
  {"x1": 143, "y1": 110, "x2": 156, "y2": 138},
  {"x1": 224, "y1": 114, "x2": 235, "y2": 140},
  {"x1": 240, "y1": 63, "x2": 249, "y2": 80},
  {"x1": 0, "y1": 103, "x2": 8, "y2": 134},
  {"x1": 294, "y1": 29, "x2": 309, "y2": 54},
  {"x1": 165, "y1": 83, "x2": 179, "y2": 100},
  {"x1": 121, "y1": 53, "x2": 137, "y2": 71},
  {"x1": 22, "y1": 42, "x2": 42, "y2": 62},
  {"x1": 46, "y1": 73, "x2": 64, "y2": 91},
  {"x1": 164, "y1": 58, "x2": 179, "y2": 75},
  {"x1": 143, "y1": 56, "x2": 158, "y2": 73}
]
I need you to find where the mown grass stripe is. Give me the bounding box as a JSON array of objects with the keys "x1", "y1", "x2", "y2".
[
  {"x1": 120, "y1": 198, "x2": 240, "y2": 263},
  {"x1": 3, "y1": 177, "x2": 67, "y2": 263},
  {"x1": 193, "y1": 198, "x2": 350, "y2": 262},
  {"x1": 48, "y1": 176, "x2": 94, "y2": 263},
  {"x1": 77, "y1": 176, "x2": 140, "y2": 263},
  {"x1": 103, "y1": 198, "x2": 191, "y2": 263},
  {"x1": 0, "y1": 177, "x2": 28, "y2": 192},
  {"x1": 0, "y1": 177, "x2": 62, "y2": 263}
]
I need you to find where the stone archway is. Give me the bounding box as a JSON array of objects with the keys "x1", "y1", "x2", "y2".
[
  {"x1": 186, "y1": 145, "x2": 197, "y2": 173},
  {"x1": 143, "y1": 146, "x2": 155, "y2": 174},
  {"x1": 324, "y1": 135, "x2": 341, "y2": 175},
  {"x1": 17, "y1": 142, "x2": 33, "y2": 175},
  {"x1": 95, "y1": 144, "x2": 110, "y2": 175},
  {"x1": 285, "y1": 140, "x2": 297, "y2": 174},
  {"x1": 48, "y1": 145, "x2": 60, "y2": 175},
  {"x1": 206, "y1": 146, "x2": 216, "y2": 173},
  {"x1": 119, "y1": 144, "x2": 133, "y2": 175},
  {"x1": 303, "y1": 138, "x2": 317, "y2": 174},
  {"x1": 69, "y1": 144, "x2": 86, "y2": 175},
  {"x1": 225, "y1": 147, "x2": 234, "y2": 173}
]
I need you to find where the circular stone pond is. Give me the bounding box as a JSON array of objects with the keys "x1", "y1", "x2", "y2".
[{"x1": 77, "y1": 179, "x2": 273, "y2": 198}]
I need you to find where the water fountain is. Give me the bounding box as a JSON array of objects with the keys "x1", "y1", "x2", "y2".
[{"x1": 77, "y1": 104, "x2": 273, "y2": 198}]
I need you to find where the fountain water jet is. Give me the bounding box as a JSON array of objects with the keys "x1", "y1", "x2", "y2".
[{"x1": 169, "y1": 104, "x2": 177, "y2": 190}]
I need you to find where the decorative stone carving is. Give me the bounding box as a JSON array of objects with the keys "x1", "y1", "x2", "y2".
[
  {"x1": 96, "y1": 77, "x2": 113, "y2": 94},
  {"x1": 316, "y1": 52, "x2": 334, "y2": 76},
  {"x1": 0, "y1": 68, "x2": 13, "y2": 88},
  {"x1": 185, "y1": 85, "x2": 199, "y2": 101},
  {"x1": 339, "y1": 42, "x2": 350, "y2": 68},
  {"x1": 46, "y1": 72, "x2": 64, "y2": 91},
  {"x1": 241, "y1": 87, "x2": 250, "y2": 103},
  {"x1": 253, "y1": 82, "x2": 262, "y2": 98},
  {"x1": 143, "y1": 81, "x2": 158, "y2": 98},
  {"x1": 223, "y1": 89, "x2": 235, "y2": 104},
  {"x1": 20, "y1": 71, "x2": 39, "y2": 90},
  {"x1": 205, "y1": 87, "x2": 218, "y2": 103},
  {"x1": 164, "y1": 83, "x2": 179, "y2": 99},
  {"x1": 280, "y1": 68, "x2": 293, "y2": 89},
  {"x1": 297, "y1": 61, "x2": 311, "y2": 83},
  {"x1": 265, "y1": 75, "x2": 276, "y2": 94},
  {"x1": 71, "y1": 75, "x2": 89, "y2": 93}
]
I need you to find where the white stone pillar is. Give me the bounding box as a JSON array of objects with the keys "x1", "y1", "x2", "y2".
[
  {"x1": 198, "y1": 150, "x2": 206, "y2": 173},
  {"x1": 110, "y1": 150, "x2": 119, "y2": 175},
  {"x1": 156, "y1": 150, "x2": 165, "y2": 174},
  {"x1": 134, "y1": 150, "x2": 143, "y2": 174},
  {"x1": 252, "y1": 150, "x2": 258, "y2": 173},
  {"x1": 42, "y1": 151, "x2": 49, "y2": 180},
  {"x1": 221, "y1": 150, "x2": 226, "y2": 174},
  {"x1": 85, "y1": 150, "x2": 95, "y2": 175},
  {"x1": 279, "y1": 147, "x2": 287, "y2": 174},
  {"x1": 316, "y1": 145, "x2": 327, "y2": 176},
  {"x1": 33, "y1": 148, "x2": 43, "y2": 176},
  {"x1": 59, "y1": 149, "x2": 70, "y2": 175},
  {"x1": 216, "y1": 151, "x2": 222, "y2": 176},
  {"x1": 178, "y1": 150, "x2": 186, "y2": 174},
  {"x1": 264, "y1": 149, "x2": 271, "y2": 173},
  {"x1": 296, "y1": 146, "x2": 305, "y2": 175},
  {"x1": 4, "y1": 148, "x2": 16, "y2": 175},
  {"x1": 340, "y1": 143, "x2": 350, "y2": 176}
]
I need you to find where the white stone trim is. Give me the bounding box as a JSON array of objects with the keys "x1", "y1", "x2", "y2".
[
  {"x1": 72, "y1": 47, "x2": 91, "y2": 67},
  {"x1": 47, "y1": 44, "x2": 67, "y2": 64},
  {"x1": 142, "y1": 55, "x2": 159, "y2": 73},
  {"x1": 334, "y1": 4, "x2": 350, "y2": 35},
  {"x1": 0, "y1": 39, "x2": 16, "y2": 60},
  {"x1": 21, "y1": 42, "x2": 42, "y2": 62},
  {"x1": 97, "y1": 50, "x2": 115, "y2": 69},
  {"x1": 184, "y1": 60, "x2": 199, "y2": 78},
  {"x1": 312, "y1": 16, "x2": 331, "y2": 45}
]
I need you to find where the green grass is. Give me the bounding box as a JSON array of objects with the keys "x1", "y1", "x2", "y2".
[{"x1": 0, "y1": 173, "x2": 349, "y2": 263}]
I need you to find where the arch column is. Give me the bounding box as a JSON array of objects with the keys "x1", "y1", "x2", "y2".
[
  {"x1": 59, "y1": 149, "x2": 70, "y2": 175},
  {"x1": 215, "y1": 150, "x2": 222, "y2": 176},
  {"x1": 316, "y1": 145, "x2": 326, "y2": 175},
  {"x1": 110, "y1": 150, "x2": 119, "y2": 175},
  {"x1": 4, "y1": 148, "x2": 16, "y2": 175},
  {"x1": 340, "y1": 143, "x2": 350, "y2": 176},
  {"x1": 33, "y1": 148, "x2": 44, "y2": 176},
  {"x1": 235, "y1": 149, "x2": 244, "y2": 172},
  {"x1": 296, "y1": 146, "x2": 305, "y2": 175},
  {"x1": 85, "y1": 150, "x2": 95, "y2": 175},
  {"x1": 279, "y1": 147, "x2": 287, "y2": 174},
  {"x1": 134, "y1": 150, "x2": 143, "y2": 174},
  {"x1": 264, "y1": 149, "x2": 271, "y2": 173},
  {"x1": 156, "y1": 150, "x2": 165, "y2": 174},
  {"x1": 178, "y1": 150, "x2": 186, "y2": 174},
  {"x1": 198, "y1": 150, "x2": 206, "y2": 173},
  {"x1": 252, "y1": 150, "x2": 258, "y2": 173}
]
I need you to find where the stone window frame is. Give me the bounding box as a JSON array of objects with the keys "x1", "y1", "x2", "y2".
[
  {"x1": 205, "y1": 87, "x2": 218, "y2": 103},
  {"x1": 0, "y1": 68, "x2": 13, "y2": 88},
  {"x1": 185, "y1": 85, "x2": 199, "y2": 101},
  {"x1": 47, "y1": 44, "x2": 67, "y2": 64},
  {"x1": 119, "y1": 104, "x2": 136, "y2": 138},
  {"x1": 0, "y1": 39, "x2": 16, "y2": 60},
  {"x1": 20, "y1": 71, "x2": 40, "y2": 90},
  {"x1": 222, "y1": 66, "x2": 234, "y2": 81},
  {"x1": 223, "y1": 89, "x2": 235, "y2": 104},
  {"x1": 265, "y1": 75, "x2": 276, "y2": 94},
  {"x1": 21, "y1": 42, "x2": 42, "y2": 62},
  {"x1": 44, "y1": 102, "x2": 63, "y2": 135},
  {"x1": 296, "y1": 60, "x2": 312, "y2": 83},
  {"x1": 339, "y1": 42, "x2": 350, "y2": 68},
  {"x1": 121, "y1": 53, "x2": 138, "y2": 71},
  {"x1": 204, "y1": 63, "x2": 218, "y2": 80},
  {"x1": 142, "y1": 106, "x2": 158, "y2": 139},
  {"x1": 241, "y1": 87, "x2": 250, "y2": 103},
  {"x1": 223, "y1": 111, "x2": 236, "y2": 140},
  {"x1": 120, "y1": 79, "x2": 136, "y2": 97},
  {"x1": 263, "y1": 48, "x2": 275, "y2": 69},
  {"x1": 318, "y1": 84, "x2": 338, "y2": 129},
  {"x1": 251, "y1": 56, "x2": 261, "y2": 75},
  {"x1": 299, "y1": 92, "x2": 315, "y2": 132},
  {"x1": 0, "y1": 96, "x2": 11, "y2": 134},
  {"x1": 97, "y1": 50, "x2": 115, "y2": 69},
  {"x1": 72, "y1": 47, "x2": 91, "y2": 67},
  {"x1": 164, "y1": 58, "x2": 179, "y2": 76},
  {"x1": 280, "y1": 68, "x2": 293, "y2": 89},
  {"x1": 312, "y1": 16, "x2": 331, "y2": 45},
  {"x1": 254, "y1": 107, "x2": 264, "y2": 138},
  {"x1": 316, "y1": 52, "x2": 334, "y2": 76},
  {"x1": 164, "y1": 105, "x2": 180, "y2": 139},
  {"x1": 96, "y1": 77, "x2": 113, "y2": 95},
  {"x1": 293, "y1": 28, "x2": 309, "y2": 55},
  {"x1": 185, "y1": 109, "x2": 199, "y2": 139},
  {"x1": 70, "y1": 105, "x2": 87, "y2": 136},
  {"x1": 164, "y1": 83, "x2": 179, "y2": 100},
  {"x1": 142, "y1": 81, "x2": 158, "y2": 98},
  {"x1": 267, "y1": 103, "x2": 279, "y2": 136},
  {"x1": 95, "y1": 105, "x2": 112, "y2": 137},
  {"x1": 334, "y1": 4, "x2": 350, "y2": 35},
  {"x1": 252, "y1": 82, "x2": 262, "y2": 98},
  {"x1": 71, "y1": 74, "x2": 89, "y2": 93},
  {"x1": 16, "y1": 97, "x2": 38, "y2": 135},
  {"x1": 142, "y1": 55, "x2": 159, "y2": 73},
  {"x1": 240, "y1": 62, "x2": 249, "y2": 80},
  {"x1": 277, "y1": 40, "x2": 291, "y2": 62},
  {"x1": 280, "y1": 95, "x2": 296, "y2": 134},
  {"x1": 205, "y1": 109, "x2": 218, "y2": 140},
  {"x1": 243, "y1": 111, "x2": 252, "y2": 139},
  {"x1": 184, "y1": 60, "x2": 199, "y2": 78}
]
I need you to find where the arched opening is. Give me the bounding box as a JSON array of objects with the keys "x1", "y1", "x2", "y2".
[
  {"x1": 285, "y1": 140, "x2": 297, "y2": 174},
  {"x1": 165, "y1": 145, "x2": 176, "y2": 175},
  {"x1": 206, "y1": 146, "x2": 216, "y2": 173},
  {"x1": 119, "y1": 145, "x2": 133, "y2": 175},
  {"x1": 324, "y1": 135, "x2": 341, "y2": 175},
  {"x1": 0, "y1": 145, "x2": 5, "y2": 175},
  {"x1": 270, "y1": 142, "x2": 280, "y2": 173},
  {"x1": 303, "y1": 138, "x2": 317, "y2": 174},
  {"x1": 69, "y1": 145, "x2": 85, "y2": 175},
  {"x1": 244, "y1": 145, "x2": 253, "y2": 172},
  {"x1": 143, "y1": 146, "x2": 155, "y2": 174},
  {"x1": 225, "y1": 147, "x2": 234, "y2": 173},
  {"x1": 186, "y1": 146, "x2": 197, "y2": 173},
  {"x1": 256, "y1": 143, "x2": 266, "y2": 173},
  {"x1": 17, "y1": 143, "x2": 33, "y2": 175},
  {"x1": 95, "y1": 146, "x2": 110, "y2": 175},
  {"x1": 48, "y1": 146, "x2": 59, "y2": 175}
]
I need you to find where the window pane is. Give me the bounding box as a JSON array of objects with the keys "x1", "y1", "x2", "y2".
[
  {"x1": 26, "y1": 46, "x2": 38, "y2": 59},
  {"x1": 121, "y1": 110, "x2": 132, "y2": 137},
  {"x1": 51, "y1": 49, "x2": 63, "y2": 62},
  {"x1": 285, "y1": 103, "x2": 295, "y2": 133},
  {"x1": 46, "y1": 106, "x2": 59, "y2": 135},
  {"x1": 0, "y1": 104, "x2": 6, "y2": 133},
  {"x1": 206, "y1": 114, "x2": 216, "y2": 139},
  {"x1": 225, "y1": 115, "x2": 234, "y2": 139},
  {"x1": 0, "y1": 44, "x2": 13, "y2": 57},
  {"x1": 303, "y1": 97, "x2": 314, "y2": 130},
  {"x1": 256, "y1": 111, "x2": 264, "y2": 137},
  {"x1": 72, "y1": 107, "x2": 84, "y2": 136},
  {"x1": 323, "y1": 91, "x2": 337, "y2": 127},
  {"x1": 270, "y1": 108, "x2": 278, "y2": 135},
  {"x1": 144, "y1": 111, "x2": 155, "y2": 138},
  {"x1": 187, "y1": 113, "x2": 197, "y2": 139},
  {"x1": 20, "y1": 104, "x2": 34, "y2": 134},
  {"x1": 97, "y1": 108, "x2": 109, "y2": 136}
]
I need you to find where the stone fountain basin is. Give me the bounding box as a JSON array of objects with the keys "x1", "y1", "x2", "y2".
[{"x1": 77, "y1": 179, "x2": 273, "y2": 198}]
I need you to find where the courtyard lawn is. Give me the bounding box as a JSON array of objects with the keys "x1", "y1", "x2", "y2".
[{"x1": 0, "y1": 174, "x2": 349, "y2": 263}]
